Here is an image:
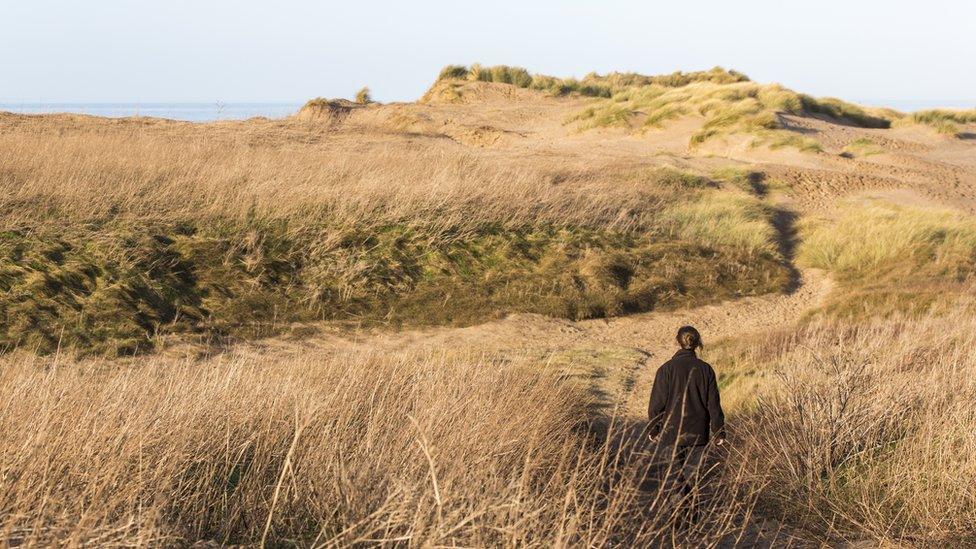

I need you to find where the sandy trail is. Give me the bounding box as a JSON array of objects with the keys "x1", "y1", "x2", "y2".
[{"x1": 250, "y1": 267, "x2": 832, "y2": 421}]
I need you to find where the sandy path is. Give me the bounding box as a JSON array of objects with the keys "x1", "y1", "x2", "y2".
[{"x1": 254, "y1": 267, "x2": 832, "y2": 421}]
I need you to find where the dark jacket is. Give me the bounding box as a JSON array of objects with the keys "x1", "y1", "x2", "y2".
[{"x1": 647, "y1": 348, "x2": 725, "y2": 447}]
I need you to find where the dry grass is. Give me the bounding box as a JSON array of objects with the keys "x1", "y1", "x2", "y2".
[
  {"x1": 0, "y1": 122, "x2": 655, "y2": 230},
  {"x1": 435, "y1": 64, "x2": 749, "y2": 100},
  {"x1": 905, "y1": 109, "x2": 976, "y2": 137},
  {"x1": 795, "y1": 198, "x2": 976, "y2": 318},
  {"x1": 0, "y1": 348, "x2": 760, "y2": 547},
  {"x1": 799, "y1": 199, "x2": 976, "y2": 281},
  {"x1": 0, "y1": 117, "x2": 790, "y2": 354},
  {"x1": 354, "y1": 87, "x2": 371, "y2": 105},
  {"x1": 3, "y1": 301, "x2": 975, "y2": 546},
  {"x1": 434, "y1": 65, "x2": 749, "y2": 102},
  {"x1": 723, "y1": 304, "x2": 976, "y2": 543}
]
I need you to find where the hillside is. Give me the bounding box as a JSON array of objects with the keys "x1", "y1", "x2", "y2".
[
  {"x1": 3, "y1": 66, "x2": 974, "y2": 354},
  {"x1": 2, "y1": 65, "x2": 976, "y2": 546}
]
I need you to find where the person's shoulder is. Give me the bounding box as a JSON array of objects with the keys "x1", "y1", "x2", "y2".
[{"x1": 696, "y1": 357, "x2": 717, "y2": 376}]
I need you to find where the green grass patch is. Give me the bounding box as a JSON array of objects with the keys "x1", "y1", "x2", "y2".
[
  {"x1": 798, "y1": 199, "x2": 976, "y2": 318},
  {"x1": 842, "y1": 138, "x2": 883, "y2": 157},
  {"x1": 1, "y1": 214, "x2": 790, "y2": 355},
  {"x1": 659, "y1": 191, "x2": 781, "y2": 256}
]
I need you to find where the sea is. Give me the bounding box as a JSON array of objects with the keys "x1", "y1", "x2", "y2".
[
  {"x1": 0, "y1": 100, "x2": 972, "y2": 123},
  {"x1": 0, "y1": 102, "x2": 303, "y2": 122}
]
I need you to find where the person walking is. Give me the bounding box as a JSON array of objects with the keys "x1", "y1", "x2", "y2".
[{"x1": 647, "y1": 325, "x2": 725, "y2": 497}]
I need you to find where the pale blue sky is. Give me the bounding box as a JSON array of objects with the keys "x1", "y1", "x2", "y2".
[{"x1": 2, "y1": 0, "x2": 974, "y2": 106}]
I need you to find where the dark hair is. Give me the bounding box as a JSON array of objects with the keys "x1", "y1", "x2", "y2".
[{"x1": 676, "y1": 325, "x2": 703, "y2": 351}]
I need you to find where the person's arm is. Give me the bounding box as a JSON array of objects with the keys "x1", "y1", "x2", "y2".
[
  {"x1": 706, "y1": 365, "x2": 726, "y2": 443},
  {"x1": 647, "y1": 365, "x2": 669, "y2": 438}
]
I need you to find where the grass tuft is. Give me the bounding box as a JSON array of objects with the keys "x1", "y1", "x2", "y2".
[
  {"x1": 798, "y1": 199, "x2": 976, "y2": 318},
  {"x1": 355, "y1": 86, "x2": 372, "y2": 104}
]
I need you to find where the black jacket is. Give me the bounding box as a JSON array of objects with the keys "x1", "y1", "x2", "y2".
[{"x1": 647, "y1": 348, "x2": 725, "y2": 447}]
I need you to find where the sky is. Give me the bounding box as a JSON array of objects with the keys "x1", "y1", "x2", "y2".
[{"x1": 2, "y1": 0, "x2": 975, "y2": 107}]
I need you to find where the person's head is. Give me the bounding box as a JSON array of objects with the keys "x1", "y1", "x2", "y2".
[{"x1": 676, "y1": 325, "x2": 703, "y2": 351}]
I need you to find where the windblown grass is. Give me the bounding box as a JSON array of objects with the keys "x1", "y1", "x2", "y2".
[
  {"x1": 0, "y1": 348, "x2": 760, "y2": 547},
  {"x1": 902, "y1": 109, "x2": 976, "y2": 137},
  {"x1": 354, "y1": 87, "x2": 371, "y2": 104},
  {"x1": 436, "y1": 64, "x2": 749, "y2": 99},
  {"x1": 3, "y1": 297, "x2": 974, "y2": 546},
  {"x1": 0, "y1": 118, "x2": 789, "y2": 354},
  {"x1": 910, "y1": 109, "x2": 976, "y2": 125}
]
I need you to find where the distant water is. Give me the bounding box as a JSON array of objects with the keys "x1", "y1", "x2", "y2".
[
  {"x1": 856, "y1": 99, "x2": 975, "y2": 112},
  {"x1": 1, "y1": 99, "x2": 972, "y2": 122},
  {"x1": 0, "y1": 102, "x2": 303, "y2": 122}
]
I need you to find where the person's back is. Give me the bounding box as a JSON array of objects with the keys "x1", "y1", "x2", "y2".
[
  {"x1": 648, "y1": 326, "x2": 725, "y2": 448},
  {"x1": 646, "y1": 326, "x2": 725, "y2": 496}
]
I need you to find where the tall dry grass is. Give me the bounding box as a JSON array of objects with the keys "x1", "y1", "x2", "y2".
[
  {"x1": 4, "y1": 303, "x2": 976, "y2": 546},
  {"x1": 728, "y1": 302, "x2": 976, "y2": 543},
  {"x1": 0, "y1": 119, "x2": 663, "y2": 233},
  {"x1": 0, "y1": 348, "x2": 758, "y2": 547}
]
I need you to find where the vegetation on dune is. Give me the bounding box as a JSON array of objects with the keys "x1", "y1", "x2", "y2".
[
  {"x1": 354, "y1": 86, "x2": 371, "y2": 104},
  {"x1": 910, "y1": 108, "x2": 976, "y2": 125},
  {"x1": 0, "y1": 220, "x2": 787, "y2": 355},
  {"x1": 435, "y1": 63, "x2": 749, "y2": 99},
  {"x1": 570, "y1": 80, "x2": 893, "y2": 149},
  {"x1": 905, "y1": 108, "x2": 976, "y2": 137},
  {"x1": 0, "y1": 126, "x2": 788, "y2": 354},
  {"x1": 841, "y1": 137, "x2": 883, "y2": 157},
  {"x1": 797, "y1": 199, "x2": 976, "y2": 317},
  {"x1": 437, "y1": 63, "x2": 971, "y2": 145},
  {"x1": 659, "y1": 191, "x2": 779, "y2": 255},
  {"x1": 3, "y1": 297, "x2": 974, "y2": 545},
  {"x1": 4, "y1": 66, "x2": 976, "y2": 548},
  {"x1": 798, "y1": 95, "x2": 890, "y2": 128}
]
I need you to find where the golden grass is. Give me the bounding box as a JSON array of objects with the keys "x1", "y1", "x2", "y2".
[
  {"x1": 0, "y1": 348, "x2": 758, "y2": 546},
  {"x1": 723, "y1": 304, "x2": 976, "y2": 542},
  {"x1": 659, "y1": 190, "x2": 779, "y2": 255},
  {"x1": 798, "y1": 199, "x2": 976, "y2": 279},
  {"x1": 354, "y1": 87, "x2": 371, "y2": 104},
  {"x1": 569, "y1": 80, "x2": 892, "y2": 149},
  {"x1": 0, "y1": 122, "x2": 660, "y2": 231},
  {"x1": 3, "y1": 301, "x2": 975, "y2": 545}
]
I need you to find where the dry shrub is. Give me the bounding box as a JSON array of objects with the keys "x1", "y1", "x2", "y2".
[{"x1": 733, "y1": 306, "x2": 976, "y2": 543}]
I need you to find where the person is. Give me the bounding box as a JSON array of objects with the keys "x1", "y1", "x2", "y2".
[{"x1": 646, "y1": 325, "x2": 725, "y2": 497}]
